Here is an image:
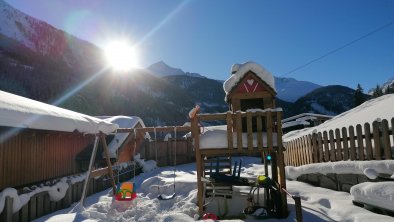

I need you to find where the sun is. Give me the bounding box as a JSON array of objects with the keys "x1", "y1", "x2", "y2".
[{"x1": 104, "y1": 40, "x2": 138, "y2": 71}]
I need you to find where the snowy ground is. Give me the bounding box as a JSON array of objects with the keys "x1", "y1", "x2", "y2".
[{"x1": 33, "y1": 157, "x2": 393, "y2": 222}]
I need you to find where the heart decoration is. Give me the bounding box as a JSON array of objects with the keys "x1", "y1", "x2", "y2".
[{"x1": 247, "y1": 79, "x2": 254, "y2": 86}]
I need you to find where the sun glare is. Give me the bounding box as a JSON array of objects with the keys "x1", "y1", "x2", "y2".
[{"x1": 104, "y1": 41, "x2": 138, "y2": 71}]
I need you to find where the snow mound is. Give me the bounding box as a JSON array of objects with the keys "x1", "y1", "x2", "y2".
[
  {"x1": 286, "y1": 160, "x2": 394, "y2": 180},
  {"x1": 351, "y1": 182, "x2": 394, "y2": 211}
]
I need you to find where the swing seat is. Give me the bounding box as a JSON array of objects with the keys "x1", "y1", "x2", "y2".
[{"x1": 158, "y1": 192, "x2": 176, "y2": 200}]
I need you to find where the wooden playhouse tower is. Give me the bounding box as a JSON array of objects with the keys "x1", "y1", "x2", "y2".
[{"x1": 191, "y1": 61, "x2": 288, "y2": 218}]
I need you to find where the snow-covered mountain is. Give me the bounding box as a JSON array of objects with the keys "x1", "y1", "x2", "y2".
[
  {"x1": 0, "y1": 0, "x2": 104, "y2": 70},
  {"x1": 368, "y1": 77, "x2": 394, "y2": 94},
  {"x1": 147, "y1": 61, "x2": 322, "y2": 102},
  {"x1": 275, "y1": 77, "x2": 322, "y2": 102},
  {"x1": 147, "y1": 61, "x2": 205, "y2": 78}
]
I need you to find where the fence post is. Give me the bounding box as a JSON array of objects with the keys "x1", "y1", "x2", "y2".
[
  {"x1": 29, "y1": 195, "x2": 37, "y2": 221},
  {"x1": 372, "y1": 121, "x2": 381, "y2": 160},
  {"x1": 382, "y1": 119, "x2": 392, "y2": 159},
  {"x1": 0, "y1": 197, "x2": 13, "y2": 222},
  {"x1": 294, "y1": 195, "x2": 303, "y2": 222}
]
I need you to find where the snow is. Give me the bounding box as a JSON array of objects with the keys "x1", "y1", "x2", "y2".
[
  {"x1": 0, "y1": 90, "x2": 118, "y2": 134},
  {"x1": 351, "y1": 182, "x2": 394, "y2": 211},
  {"x1": 283, "y1": 94, "x2": 394, "y2": 142},
  {"x1": 199, "y1": 125, "x2": 278, "y2": 149},
  {"x1": 282, "y1": 120, "x2": 310, "y2": 128},
  {"x1": 282, "y1": 113, "x2": 333, "y2": 123},
  {"x1": 32, "y1": 157, "x2": 394, "y2": 222},
  {"x1": 223, "y1": 62, "x2": 276, "y2": 97},
  {"x1": 97, "y1": 116, "x2": 145, "y2": 158},
  {"x1": 285, "y1": 160, "x2": 394, "y2": 180},
  {"x1": 0, "y1": 178, "x2": 69, "y2": 214}
]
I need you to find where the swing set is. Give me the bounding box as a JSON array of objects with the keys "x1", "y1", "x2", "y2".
[{"x1": 78, "y1": 125, "x2": 192, "y2": 207}]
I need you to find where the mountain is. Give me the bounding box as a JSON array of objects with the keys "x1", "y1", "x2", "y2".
[
  {"x1": 292, "y1": 85, "x2": 357, "y2": 115},
  {"x1": 163, "y1": 75, "x2": 227, "y2": 114},
  {"x1": 274, "y1": 77, "x2": 322, "y2": 102},
  {"x1": 368, "y1": 77, "x2": 394, "y2": 94},
  {"x1": 0, "y1": 1, "x2": 362, "y2": 126},
  {"x1": 147, "y1": 61, "x2": 205, "y2": 78},
  {"x1": 0, "y1": 0, "x2": 104, "y2": 71}
]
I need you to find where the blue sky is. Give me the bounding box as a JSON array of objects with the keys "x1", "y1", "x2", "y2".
[{"x1": 5, "y1": 0, "x2": 394, "y2": 90}]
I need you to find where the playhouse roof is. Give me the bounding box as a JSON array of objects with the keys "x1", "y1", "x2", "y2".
[
  {"x1": 0, "y1": 90, "x2": 118, "y2": 134},
  {"x1": 223, "y1": 61, "x2": 276, "y2": 98}
]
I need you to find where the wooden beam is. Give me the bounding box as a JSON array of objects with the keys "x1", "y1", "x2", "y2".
[
  {"x1": 117, "y1": 126, "x2": 192, "y2": 133},
  {"x1": 80, "y1": 135, "x2": 99, "y2": 206},
  {"x1": 100, "y1": 134, "x2": 117, "y2": 195},
  {"x1": 90, "y1": 167, "x2": 109, "y2": 178},
  {"x1": 191, "y1": 113, "x2": 204, "y2": 216}
]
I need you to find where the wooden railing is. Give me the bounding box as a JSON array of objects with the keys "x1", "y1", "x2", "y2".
[
  {"x1": 284, "y1": 118, "x2": 394, "y2": 166},
  {"x1": 193, "y1": 109, "x2": 283, "y2": 154}
]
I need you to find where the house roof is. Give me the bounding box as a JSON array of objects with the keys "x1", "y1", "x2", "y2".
[
  {"x1": 223, "y1": 62, "x2": 276, "y2": 101},
  {"x1": 97, "y1": 116, "x2": 146, "y2": 158},
  {"x1": 0, "y1": 90, "x2": 118, "y2": 134}
]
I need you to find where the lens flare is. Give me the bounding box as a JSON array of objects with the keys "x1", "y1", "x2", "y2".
[{"x1": 104, "y1": 40, "x2": 138, "y2": 71}]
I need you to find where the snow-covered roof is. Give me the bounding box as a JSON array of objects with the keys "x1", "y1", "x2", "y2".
[
  {"x1": 282, "y1": 113, "x2": 333, "y2": 123},
  {"x1": 283, "y1": 94, "x2": 394, "y2": 142},
  {"x1": 223, "y1": 62, "x2": 276, "y2": 99},
  {"x1": 0, "y1": 90, "x2": 118, "y2": 134},
  {"x1": 97, "y1": 116, "x2": 145, "y2": 158},
  {"x1": 282, "y1": 120, "x2": 310, "y2": 129}
]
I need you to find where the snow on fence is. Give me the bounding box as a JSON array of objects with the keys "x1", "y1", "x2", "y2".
[
  {"x1": 284, "y1": 118, "x2": 394, "y2": 166},
  {"x1": 0, "y1": 163, "x2": 141, "y2": 222}
]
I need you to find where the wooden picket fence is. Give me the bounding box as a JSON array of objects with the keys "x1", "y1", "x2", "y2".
[
  {"x1": 284, "y1": 118, "x2": 394, "y2": 166},
  {"x1": 0, "y1": 164, "x2": 141, "y2": 222}
]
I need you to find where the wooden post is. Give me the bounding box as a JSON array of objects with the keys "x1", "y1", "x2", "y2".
[
  {"x1": 191, "y1": 114, "x2": 204, "y2": 216},
  {"x1": 80, "y1": 135, "x2": 99, "y2": 206},
  {"x1": 381, "y1": 119, "x2": 391, "y2": 159},
  {"x1": 323, "y1": 131, "x2": 330, "y2": 162},
  {"x1": 226, "y1": 111, "x2": 233, "y2": 149},
  {"x1": 0, "y1": 197, "x2": 13, "y2": 222},
  {"x1": 246, "y1": 112, "x2": 253, "y2": 150},
  {"x1": 342, "y1": 128, "x2": 349, "y2": 160},
  {"x1": 329, "y1": 130, "x2": 336, "y2": 161},
  {"x1": 372, "y1": 121, "x2": 381, "y2": 160},
  {"x1": 101, "y1": 134, "x2": 117, "y2": 195},
  {"x1": 335, "y1": 129, "x2": 342, "y2": 161},
  {"x1": 236, "y1": 111, "x2": 242, "y2": 151},
  {"x1": 276, "y1": 111, "x2": 288, "y2": 216},
  {"x1": 356, "y1": 124, "x2": 365, "y2": 160},
  {"x1": 349, "y1": 126, "x2": 356, "y2": 160},
  {"x1": 364, "y1": 123, "x2": 373, "y2": 160},
  {"x1": 294, "y1": 195, "x2": 303, "y2": 222}
]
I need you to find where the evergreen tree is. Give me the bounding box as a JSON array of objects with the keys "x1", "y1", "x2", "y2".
[
  {"x1": 354, "y1": 83, "x2": 366, "y2": 107},
  {"x1": 372, "y1": 84, "x2": 383, "y2": 98},
  {"x1": 385, "y1": 83, "x2": 394, "y2": 94}
]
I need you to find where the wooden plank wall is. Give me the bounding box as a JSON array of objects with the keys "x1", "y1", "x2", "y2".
[
  {"x1": 0, "y1": 127, "x2": 95, "y2": 190},
  {"x1": 284, "y1": 118, "x2": 394, "y2": 166}
]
